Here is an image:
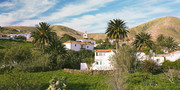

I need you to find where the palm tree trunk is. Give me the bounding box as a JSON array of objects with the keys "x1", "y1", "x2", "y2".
[{"x1": 116, "y1": 39, "x2": 119, "y2": 50}]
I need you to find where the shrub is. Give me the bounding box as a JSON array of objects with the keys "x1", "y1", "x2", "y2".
[
  {"x1": 47, "y1": 77, "x2": 67, "y2": 90},
  {"x1": 111, "y1": 46, "x2": 138, "y2": 73},
  {"x1": 141, "y1": 60, "x2": 161, "y2": 73},
  {"x1": 162, "y1": 59, "x2": 180, "y2": 70},
  {"x1": 3, "y1": 46, "x2": 32, "y2": 66},
  {"x1": 15, "y1": 35, "x2": 27, "y2": 41}
]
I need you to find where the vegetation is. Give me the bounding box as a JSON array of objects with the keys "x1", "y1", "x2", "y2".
[
  {"x1": 60, "y1": 34, "x2": 76, "y2": 43},
  {"x1": 141, "y1": 60, "x2": 161, "y2": 73},
  {"x1": 124, "y1": 72, "x2": 180, "y2": 89},
  {"x1": 106, "y1": 19, "x2": 129, "y2": 49},
  {"x1": 95, "y1": 38, "x2": 115, "y2": 49},
  {"x1": 0, "y1": 69, "x2": 110, "y2": 90},
  {"x1": 161, "y1": 59, "x2": 180, "y2": 70},
  {"x1": 31, "y1": 22, "x2": 56, "y2": 51},
  {"x1": 15, "y1": 35, "x2": 27, "y2": 41},
  {"x1": 133, "y1": 32, "x2": 154, "y2": 51}
]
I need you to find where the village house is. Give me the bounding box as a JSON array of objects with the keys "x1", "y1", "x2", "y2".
[
  {"x1": 91, "y1": 49, "x2": 180, "y2": 70},
  {"x1": 0, "y1": 33, "x2": 11, "y2": 39},
  {"x1": 9, "y1": 33, "x2": 31, "y2": 39},
  {"x1": 137, "y1": 51, "x2": 180, "y2": 65},
  {"x1": 90, "y1": 49, "x2": 115, "y2": 70},
  {"x1": 63, "y1": 40, "x2": 94, "y2": 51}
]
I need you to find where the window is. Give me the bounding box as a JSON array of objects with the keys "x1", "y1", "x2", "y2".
[
  {"x1": 75, "y1": 44, "x2": 76, "y2": 47},
  {"x1": 87, "y1": 46, "x2": 89, "y2": 48},
  {"x1": 96, "y1": 62, "x2": 98, "y2": 65},
  {"x1": 96, "y1": 52, "x2": 98, "y2": 56},
  {"x1": 100, "y1": 61, "x2": 102, "y2": 65},
  {"x1": 99, "y1": 52, "x2": 102, "y2": 56}
]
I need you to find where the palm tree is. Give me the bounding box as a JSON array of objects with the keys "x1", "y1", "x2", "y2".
[
  {"x1": 31, "y1": 22, "x2": 56, "y2": 51},
  {"x1": 106, "y1": 19, "x2": 129, "y2": 49},
  {"x1": 47, "y1": 37, "x2": 66, "y2": 55},
  {"x1": 132, "y1": 32, "x2": 154, "y2": 51},
  {"x1": 164, "y1": 36, "x2": 177, "y2": 50}
]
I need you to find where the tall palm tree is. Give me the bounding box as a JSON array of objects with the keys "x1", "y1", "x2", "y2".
[
  {"x1": 133, "y1": 32, "x2": 154, "y2": 51},
  {"x1": 164, "y1": 36, "x2": 177, "y2": 50},
  {"x1": 31, "y1": 22, "x2": 56, "y2": 51},
  {"x1": 106, "y1": 19, "x2": 129, "y2": 49}
]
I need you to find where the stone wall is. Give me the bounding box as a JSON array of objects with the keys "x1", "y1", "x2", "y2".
[{"x1": 63, "y1": 68, "x2": 115, "y2": 76}]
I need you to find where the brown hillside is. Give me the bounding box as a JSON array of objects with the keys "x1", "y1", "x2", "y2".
[{"x1": 128, "y1": 16, "x2": 180, "y2": 42}]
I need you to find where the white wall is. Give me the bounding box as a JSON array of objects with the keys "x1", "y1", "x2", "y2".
[
  {"x1": 64, "y1": 43, "x2": 71, "y2": 50},
  {"x1": 91, "y1": 51, "x2": 114, "y2": 70},
  {"x1": 83, "y1": 44, "x2": 94, "y2": 51},
  {"x1": 71, "y1": 43, "x2": 81, "y2": 51}
]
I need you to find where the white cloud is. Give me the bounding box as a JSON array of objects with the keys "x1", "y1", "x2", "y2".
[
  {"x1": 41, "y1": 0, "x2": 114, "y2": 22},
  {"x1": 57, "y1": 2, "x2": 173, "y2": 33},
  {"x1": 0, "y1": 0, "x2": 57, "y2": 26}
]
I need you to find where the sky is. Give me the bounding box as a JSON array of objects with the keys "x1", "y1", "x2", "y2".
[{"x1": 0, "y1": 0, "x2": 180, "y2": 33}]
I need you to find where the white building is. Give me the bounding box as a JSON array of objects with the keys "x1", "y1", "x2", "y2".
[
  {"x1": 137, "y1": 51, "x2": 180, "y2": 65},
  {"x1": 63, "y1": 40, "x2": 94, "y2": 51},
  {"x1": 83, "y1": 32, "x2": 88, "y2": 39},
  {"x1": 0, "y1": 33, "x2": 11, "y2": 39},
  {"x1": 9, "y1": 33, "x2": 31, "y2": 39},
  {"x1": 90, "y1": 49, "x2": 115, "y2": 70}
]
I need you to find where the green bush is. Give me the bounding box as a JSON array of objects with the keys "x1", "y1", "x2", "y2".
[
  {"x1": 162, "y1": 59, "x2": 180, "y2": 70},
  {"x1": 3, "y1": 46, "x2": 32, "y2": 66},
  {"x1": 141, "y1": 60, "x2": 161, "y2": 73},
  {"x1": 15, "y1": 35, "x2": 27, "y2": 41}
]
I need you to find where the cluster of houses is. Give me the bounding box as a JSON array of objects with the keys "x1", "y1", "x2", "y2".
[
  {"x1": 0, "y1": 33, "x2": 31, "y2": 40},
  {"x1": 1, "y1": 31, "x2": 180, "y2": 70},
  {"x1": 63, "y1": 32, "x2": 180, "y2": 70}
]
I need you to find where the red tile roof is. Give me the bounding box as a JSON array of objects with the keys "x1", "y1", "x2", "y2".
[{"x1": 94, "y1": 49, "x2": 117, "y2": 52}]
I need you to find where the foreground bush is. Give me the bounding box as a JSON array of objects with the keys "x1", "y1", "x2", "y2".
[
  {"x1": 0, "y1": 70, "x2": 110, "y2": 90},
  {"x1": 47, "y1": 77, "x2": 67, "y2": 90},
  {"x1": 162, "y1": 59, "x2": 180, "y2": 70},
  {"x1": 141, "y1": 60, "x2": 161, "y2": 73},
  {"x1": 124, "y1": 72, "x2": 180, "y2": 89}
]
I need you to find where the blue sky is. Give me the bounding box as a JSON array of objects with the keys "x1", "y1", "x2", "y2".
[{"x1": 0, "y1": 0, "x2": 180, "y2": 33}]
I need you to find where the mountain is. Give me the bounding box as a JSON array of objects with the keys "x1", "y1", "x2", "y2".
[
  {"x1": 4, "y1": 25, "x2": 83, "y2": 39},
  {"x1": 1, "y1": 16, "x2": 180, "y2": 42},
  {"x1": 128, "y1": 16, "x2": 180, "y2": 42}
]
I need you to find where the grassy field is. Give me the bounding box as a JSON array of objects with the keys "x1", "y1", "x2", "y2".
[
  {"x1": 0, "y1": 39, "x2": 34, "y2": 50},
  {"x1": 0, "y1": 70, "x2": 179, "y2": 90},
  {"x1": 0, "y1": 70, "x2": 111, "y2": 90},
  {"x1": 124, "y1": 72, "x2": 180, "y2": 89}
]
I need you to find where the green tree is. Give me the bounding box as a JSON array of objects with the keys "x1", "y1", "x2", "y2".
[
  {"x1": 16, "y1": 35, "x2": 27, "y2": 41},
  {"x1": 132, "y1": 32, "x2": 154, "y2": 51},
  {"x1": 31, "y1": 22, "x2": 56, "y2": 51},
  {"x1": 164, "y1": 36, "x2": 177, "y2": 51},
  {"x1": 60, "y1": 34, "x2": 76, "y2": 43},
  {"x1": 3, "y1": 46, "x2": 32, "y2": 66},
  {"x1": 106, "y1": 19, "x2": 129, "y2": 49},
  {"x1": 46, "y1": 38, "x2": 67, "y2": 69},
  {"x1": 157, "y1": 34, "x2": 165, "y2": 43}
]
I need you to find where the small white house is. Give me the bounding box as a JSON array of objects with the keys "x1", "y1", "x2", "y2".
[
  {"x1": 63, "y1": 40, "x2": 94, "y2": 51},
  {"x1": 83, "y1": 32, "x2": 88, "y2": 39},
  {"x1": 9, "y1": 33, "x2": 31, "y2": 39},
  {"x1": 0, "y1": 33, "x2": 10, "y2": 39},
  {"x1": 137, "y1": 51, "x2": 180, "y2": 65},
  {"x1": 90, "y1": 49, "x2": 115, "y2": 70}
]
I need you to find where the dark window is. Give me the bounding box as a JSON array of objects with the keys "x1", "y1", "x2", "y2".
[
  {"x1": 96, "y1": 52, "x2": 98, "y2": 56},
  {"x1": 87, "y1": 46, "x2": 89, "y2": 48},
  {"x1": 75, "y1": 44, "x2": 76, "y2": 47}
]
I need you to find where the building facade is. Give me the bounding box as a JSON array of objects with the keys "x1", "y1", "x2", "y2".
[
  {"x1": 63, "y1": 40, "x2": 94, "y2": 51},
  {"x1": 90, "y1": 49, "x2": 115, "y2": 70}
]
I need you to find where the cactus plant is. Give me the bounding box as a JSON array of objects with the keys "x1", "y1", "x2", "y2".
[{"x1": 47, "y1": 76, "x2": 67, "y2": 90}]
